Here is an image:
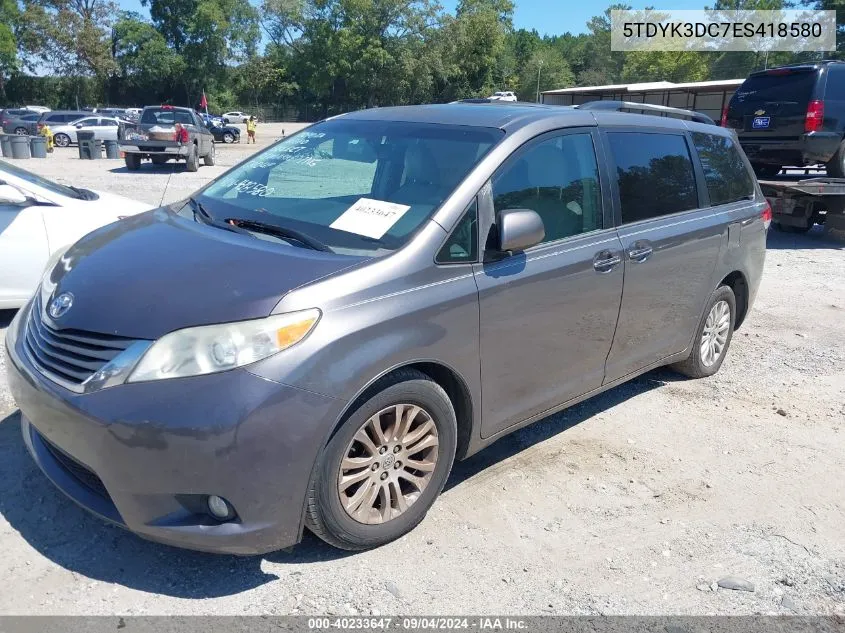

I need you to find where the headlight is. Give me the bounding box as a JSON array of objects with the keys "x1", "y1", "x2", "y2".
[{"x1": 127, "y1": 309, "x2": 320, "y2": 383}]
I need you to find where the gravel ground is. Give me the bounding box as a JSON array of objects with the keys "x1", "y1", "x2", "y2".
[{"x1": 0, "y1": 135, "x2": 843, "y2": 615}]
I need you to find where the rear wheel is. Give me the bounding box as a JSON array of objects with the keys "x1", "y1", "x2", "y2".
[
  {"x1": 14, "y1": 127, "x2": 28, "y2": 136},
  {"x1": 185, "y1": 145, "x2": 199, "y2": 172},
  {"x1": 305, "y1": 369, "x2": 457, "y2": 550},
  {"x1": 672, "y1": 285, "x2": 736, "y2": 379},
  {"x1": 125, "y1": 153, "x2": 141, "y2": 171},
  {"x1": 53, "y1": 133, "x2": 70, "y2": 147},
  {"x1": 826, "y1": 140, "x2": 845, "y2": 178},
  {"x1": 203, "y1": 142, "x2": 215, "y2": 166}
]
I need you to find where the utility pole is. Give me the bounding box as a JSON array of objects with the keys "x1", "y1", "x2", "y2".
[{"x1": 536, "y1": 60, "x2": 544, "y2": 103}]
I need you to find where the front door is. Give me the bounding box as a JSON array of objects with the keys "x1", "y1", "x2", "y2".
[
  {"x1": 475, "y1": 129, "x2": 625, "y2": 438},
  {"x1": 601, "y1": 129, "x2": 724, "y2": 383}
]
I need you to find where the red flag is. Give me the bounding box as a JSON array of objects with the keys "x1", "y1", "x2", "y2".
[{"x1": 199, "y1": 91, "x2": 208, "y2": 110}]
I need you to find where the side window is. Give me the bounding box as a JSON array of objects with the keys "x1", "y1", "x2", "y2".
[
  {"x1": 825, "y1": 65, "x2": 845, "y2": 101},
  {"x1": 436, "y1": 199, "x2": 478, "y2": 264},
  {"x1": 491, "y1": 133, "x2": 602, "y2": 243},
  {"x1": 691, "y1": 132, "x2": 754, "y2": 206},
  {"x1": 608, "y1": 132, "x2": 698, "y2": 223}
]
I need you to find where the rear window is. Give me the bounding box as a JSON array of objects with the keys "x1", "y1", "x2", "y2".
[
  {"x1": 691, "y1": 133, "x2": 754, "y2": 206},
  {"x1": 730, "y1": 71, "x2": 816, "y2": 113},
  {"x1": 608, "y1": 132, "x2": 698, "y2": 223},
  {"x1": 141, "y1": 108, "x2": 194, "y2": 125}
]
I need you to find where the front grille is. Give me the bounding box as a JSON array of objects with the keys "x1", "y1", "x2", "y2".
[
  {"x1": 24, "y1": 294, "x2": 137, "y2": 387},
  {"x1": 40, "y1": 433, "x2": 110, "y2": 500}
]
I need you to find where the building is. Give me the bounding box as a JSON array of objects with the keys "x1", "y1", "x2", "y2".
[{"x1": 540, "y1": 79, "x2": 744, "y2": 123}]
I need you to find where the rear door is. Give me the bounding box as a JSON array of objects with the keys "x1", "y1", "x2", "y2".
[
  {"x1": 474, "y1": 128, "x2": 625, "y2": 438},
  {"x1": 602, "y1": 128, "x2": 724, "y2": 383},
  {"x1": 727, "y1": 68, "x2": 819, "y2": 138}
]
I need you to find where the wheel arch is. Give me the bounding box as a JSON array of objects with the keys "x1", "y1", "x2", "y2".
[
  {"x1": 719, "y1": 270, "x2": 749, "y2": 329},
  {"x1": 326, "y1": 360, "x2": 475, "y2": 462}
]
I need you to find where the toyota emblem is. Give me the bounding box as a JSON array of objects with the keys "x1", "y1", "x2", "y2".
[{"x1": 48, "y1": 292, "x2": 74, "y2": 319}]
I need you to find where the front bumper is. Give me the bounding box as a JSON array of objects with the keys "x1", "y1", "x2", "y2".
[
  {"x1": 5, "y1": 306, "x2": 341, "y2": 555},
  {"x1": 739, "y1": 132, "x2": 841, "y2": 166}
]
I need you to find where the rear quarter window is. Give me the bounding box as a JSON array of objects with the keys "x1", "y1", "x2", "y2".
[{"x1": 691, "y1": 132, "x2": 755, "y2": 206}]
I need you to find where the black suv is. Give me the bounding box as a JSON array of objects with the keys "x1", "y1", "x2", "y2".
[{"x1": 724, "y1": 61, "x2": 845, "y2": 178}]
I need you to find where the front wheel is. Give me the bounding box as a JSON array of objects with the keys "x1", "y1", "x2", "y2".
[
  {"x1": 223, "y1": 132, "x2": 234, "y2": 144},
  {"x1": 54, "y1": 133, "x2": 70, "y2": 147},
  {"x1": 14, "y1": 127, "x2": 28, "y2": 136},
  {"x1": 672, "y1": 285, "x2": 736, "y2": 379},
  {"x1": 305, "y1": 369, "x2": 457, "y2": 550}
]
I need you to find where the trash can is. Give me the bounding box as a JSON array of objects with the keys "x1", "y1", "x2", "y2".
[
  {"x1": 0, "y1": 134, "x2": 12, "y2": 158},
  {"x1": 10, "y1": 135, "x2": 31, "y2": 159},
  {"x1": 104, "y1": 139, "x2": 120, "y2": 159},
  {"x1": 77, "y1": 131, "x2": 95, "y2": 159},
  {"x1": 30, "y1": 136, "x2": 48, "y2": 158},
  {"x1": 80, "y1": 139, "x2": 102, "y2": 160}
]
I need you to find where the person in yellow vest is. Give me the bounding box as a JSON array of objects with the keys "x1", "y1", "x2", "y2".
[
  {"x1": 246, "y1": 115, "x2": 257, "y2": 144},
  {"x1": 38, "y1": 122, "x2": 54, "y2": 153}
]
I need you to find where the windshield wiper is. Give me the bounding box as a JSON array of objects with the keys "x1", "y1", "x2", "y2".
[
  {"x1": 228, "y1": 218, "x2": 333, "y2": 252},
  {"x1": 188, "y1": 198, "x2": 256, "y2": 238},
  {"x1": 68, "y1": 185, "x2": 98, "y2": 200}
]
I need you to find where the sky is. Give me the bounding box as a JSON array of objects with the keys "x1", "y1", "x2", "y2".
[{"x1": 116, "y1": 0, "x2": 707, "y2": 38}]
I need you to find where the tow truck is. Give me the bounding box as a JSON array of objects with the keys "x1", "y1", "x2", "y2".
[{"x1": 757, "y1": 169, "x2": 845, "y2": 234}]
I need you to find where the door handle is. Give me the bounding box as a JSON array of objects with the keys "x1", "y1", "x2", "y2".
[
  {"x1": 627, "y1": 243, "x2": 653, "y2": 263},
  {"x1": 593, "y1": 250, "x2": 622, "y2": 273}
]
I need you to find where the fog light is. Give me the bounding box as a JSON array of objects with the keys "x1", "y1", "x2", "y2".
[{"x1": 207, "y1": 495, "x2": 233, "y2": 520}]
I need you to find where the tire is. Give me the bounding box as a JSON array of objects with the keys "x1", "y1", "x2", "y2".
[
  {"x1": 14, "y1": 127, "x2": 28, "y2": 136},
  {"x1": 151, "y1": 155, "x2": 168, "y2": 165},
  {"x1": 125, "y1": 153, "x2": 141, "y2": 171},
  {"x1": 203, "y1": 142, "x2": 215, "y2": 166},
  {"x1": 223, "y1": 132, "x2": 234, "y2": 144},
  {"x1": 752, "y1": 163, "x2": 781, "y2": 179},
  {"x1": 223, "y1": 118, "x2": 230, "y2": 124},
  {"x1": 54, "y1": 133, "x2": 70, "y2": 147},
  {"x1": 826, "y1": 140, "x2": 845, "y2": 178},
  {"x1": 185, "y1": 145, "x2": 199, "y2": 172},
  {"x1": 672, "y1": 285, "x2": 736, "y2": 379},
  {"x1": 305, "y1": 369, "x2": 457, "y2": 551}
]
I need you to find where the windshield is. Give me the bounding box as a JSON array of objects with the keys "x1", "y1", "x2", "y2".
[
  {"x1": 0, "y1": 159, "x2": 92, "y2": 200},
  {"x1": 199, "y1": 118, "x2": 502, "y2": 255}
]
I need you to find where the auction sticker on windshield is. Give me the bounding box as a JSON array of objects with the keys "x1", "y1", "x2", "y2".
[{"x1": 330, "y1": 198, "x2": 411, "y2": 239}]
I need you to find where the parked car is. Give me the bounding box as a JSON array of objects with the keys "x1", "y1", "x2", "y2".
[
  {"x1": 120, "y1": 105, "x2": 215, "y2": 171},
  {"x1": 222, "y1": 111, "x2": 250, "y2": 123},
  {"x1": 50, "y1": 116, "x2": 122, "y2": 147},
  {"x1": 2, "y1": 111, "x2": 41, "y2": 135},
  {"x1": 33, "y1": 111, "x2": 90, "y2": 136},
  {"x1": 725, "y1": 60, "x2": 845, "y2": 177},
  {"x1": 4, "y1": 102, "x2": 768, "y2": 554},
  {"x1": 23, "y1": 105, "x2": 51, "y2": 114},
  {"x1": 201, "y1": 113, "x2": 225, "y2": 127},
  {"x1": 488, "y1": 91, "x2": 517, "y2": 102},
  {"x1": 0, "y1": 160, "x2": 152, "y2": 309},
  {"x1": 207, "y1": 120, "x2": 240, "y2": 143}
]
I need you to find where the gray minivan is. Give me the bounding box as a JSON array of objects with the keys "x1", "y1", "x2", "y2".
[{"x1": 5, "y1": 103, "x2": 769, "y2": 553}]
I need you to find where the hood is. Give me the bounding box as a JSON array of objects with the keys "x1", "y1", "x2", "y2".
[
  {"x1": 88, "y1": 189, "x2": 153, "y2": 216},
  {"x1": 45, "y1": 208, "x2": 365, "y2": 340}
]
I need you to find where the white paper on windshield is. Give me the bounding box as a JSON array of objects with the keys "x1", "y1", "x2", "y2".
[{"x1": 330, "y1": 198, "x2": 411, "y2": 239}]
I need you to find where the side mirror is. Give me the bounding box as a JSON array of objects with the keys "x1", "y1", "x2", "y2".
[
  {"x1": 497, "y1": 208, "x2": 545, "y2": 252},
  {"x1": 0, "y1": 183, "x2": 31, "y2": 206}
]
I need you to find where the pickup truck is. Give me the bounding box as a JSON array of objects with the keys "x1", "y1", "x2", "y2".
[{"x1": 119, "y1": 105, "x2": 215, "y2": 172}]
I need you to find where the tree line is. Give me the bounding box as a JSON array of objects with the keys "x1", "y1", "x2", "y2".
[{"x1": 0, "y1": 0, "x2": 841, "y2": 120}]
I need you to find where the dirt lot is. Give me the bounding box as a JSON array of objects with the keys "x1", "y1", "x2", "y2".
[{"x1": 0, "y1": 132, "x2": 843, "y2": 616}]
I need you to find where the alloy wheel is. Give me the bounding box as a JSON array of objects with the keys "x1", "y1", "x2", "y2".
[
  {"x1": 223, "y1": 133, "x2": 234, "y2": 143},
  {"x1": 700, "y1": 300, "x2": 730, "y2": 367},
  {"x1": 337, "y1": 404, "x2": 439, "y2": 525}
]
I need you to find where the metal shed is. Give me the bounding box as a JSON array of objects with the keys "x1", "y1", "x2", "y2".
[{"x1": 541, "y1": 79, "x2": 745, "y2": 124}]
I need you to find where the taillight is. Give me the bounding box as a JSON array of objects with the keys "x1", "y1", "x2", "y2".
[
  {"x1": 762, "y1": 201, "x2": 772, "y2": 230},
  {"x1": 720, "y1": 105, "x2": 729, "y2": 127},
  {"x1": 805, "y1": 100, "x2": 824, "y2": 133}
]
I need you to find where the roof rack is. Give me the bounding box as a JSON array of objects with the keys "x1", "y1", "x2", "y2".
[{"x1": 576, "y1": 100, "x2": 716, "y2": 125}]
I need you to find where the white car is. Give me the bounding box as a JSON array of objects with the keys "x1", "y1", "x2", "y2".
[
  {"x1": 50, "y1": 116, "x2": 122, "y2": 147},
  {"x1": 488, "y1": 91, "x2": 517, "y2": 102},
  {"x1": 0, "y1": 160, "x2": 152, "y2": 309},
  {"x1": 222, "y1": 111, "x2": 250, "y2": 123},
  {"x1": 23, "y1": 105, "x2": 51, "y2": 114},
  {"x1": 124, "y1": 108, "x2": 143, "y2": 117}
]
